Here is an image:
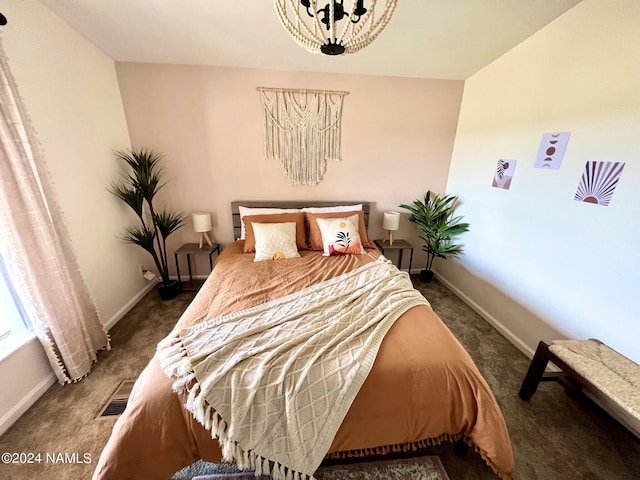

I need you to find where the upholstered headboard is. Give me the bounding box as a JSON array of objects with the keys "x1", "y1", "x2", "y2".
[{"x1": 231, "y1": 201, "x2": 370, "y2": 240}]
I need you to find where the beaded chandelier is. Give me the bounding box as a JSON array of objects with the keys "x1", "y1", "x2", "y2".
[{"x1": 274, "y1": 0, "x2": 398, "y2": 55}]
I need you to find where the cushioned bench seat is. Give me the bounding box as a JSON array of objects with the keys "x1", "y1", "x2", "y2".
[{"x1": 519, "y1": 339, "x2": 640, "y2": 438}]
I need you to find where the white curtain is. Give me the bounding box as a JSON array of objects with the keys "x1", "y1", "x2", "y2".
[{"x1": 0, "y1": 38, "x2": 109, "y2": 384}]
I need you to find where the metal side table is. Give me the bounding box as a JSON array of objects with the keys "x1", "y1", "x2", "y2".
[
  {"x1": 374, "y1": 239, "x2": 414, "y2": 273},
  {"x1": 174, "y1": 242, "x2": 220, "y2": 292}
]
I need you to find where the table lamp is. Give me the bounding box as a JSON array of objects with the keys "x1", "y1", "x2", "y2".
[
  {"x1": 383, "y1": 211, "x2": 400, "y2": 245},
  {"x1": 192, "y1": 213, "x2": 213, "y2": 249}
]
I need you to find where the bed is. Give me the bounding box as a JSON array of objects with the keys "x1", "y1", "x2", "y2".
[{"x1": 93, "y1": 201, "x2": 514, "y2": 480}]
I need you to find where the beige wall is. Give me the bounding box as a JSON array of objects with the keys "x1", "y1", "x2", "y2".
[
  {"x1": 442, "y1": 0, "x2": 640, "y2": 362},
  {"x1": 0, "y1": 0, "x2": 144, "y2": 433},
  {"x1": 115, "y1": 63, "x2": 464, "y2": 275}
]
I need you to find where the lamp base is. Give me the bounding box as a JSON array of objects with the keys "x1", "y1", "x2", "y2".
[
  {"x1": 199, "y1": 232, "x2": 213, "y2": 249},
  {"x1": 384, "y1": 230, "x2": 395, "y2": 246}
]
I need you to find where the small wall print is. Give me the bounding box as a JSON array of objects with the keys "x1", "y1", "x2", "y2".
[
  {"x1": 535, "y1": 132, "x2": 571, "y2": 169},
  {"x1": 574, "y1": 161, "x2": 625, "y2": 206},
  {"x1": 492, "y1": 159, "x2": 517, "y2": 190}
]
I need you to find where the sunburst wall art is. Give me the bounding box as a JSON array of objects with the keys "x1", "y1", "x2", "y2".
[
  {"x1": 492, "y1": 159, "x2": 517, "y2": 190},
  {"x1": 574, "y1": 161, "x2": 625, "y2": 206},
  {"x1": 535, "y1": 132, "x2": 571, "y2": 169}
]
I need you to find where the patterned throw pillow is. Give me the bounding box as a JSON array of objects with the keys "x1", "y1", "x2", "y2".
[
  {"x1": 315, "y1": 215, "x2": 365, "y2": 256},
  {"x1": 253, "y1": 222, "x2": 301, "y2": 262},
  {"x1": 305, "y1": 210, "x2": 374, "y2": 250}
]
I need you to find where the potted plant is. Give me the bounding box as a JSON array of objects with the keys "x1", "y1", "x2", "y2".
[
  {"x1": 400, "y1": 191, "x2": 470, "y2": 283},
  {"x1": 110, "y1": 148, "x2": 186, "y2": 300}
]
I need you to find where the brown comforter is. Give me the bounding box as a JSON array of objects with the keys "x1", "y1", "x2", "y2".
[{"x1": 93, "y1": 242, "x2": 514, "y2": 479}]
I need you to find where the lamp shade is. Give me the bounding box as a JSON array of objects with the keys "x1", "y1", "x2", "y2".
[
  {"x1": 192, "y1": 213, "x2": 212, "y2": 233},
  {"x1": 382, "y1": 211, "x2": 400, "y2": 231}
]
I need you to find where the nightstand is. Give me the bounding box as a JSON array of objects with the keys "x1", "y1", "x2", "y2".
[
  {"x1": 374, "y1": 239, "x2": 414, "y2": 273},
  {"x1": 174, "y1": 242, "x2": 220, "y2": 292}
]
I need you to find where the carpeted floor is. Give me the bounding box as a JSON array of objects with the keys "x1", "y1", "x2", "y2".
[{"x1": 0, "y1": 276, "x2": 638, "y2": 480}]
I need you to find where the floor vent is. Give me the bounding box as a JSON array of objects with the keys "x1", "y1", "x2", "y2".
[{"x1": 97, "y1": 379, "x2": 136, "y2": 418}]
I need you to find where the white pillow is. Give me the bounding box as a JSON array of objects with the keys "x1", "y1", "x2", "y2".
[
  {"x1": 301, "y1": 204, "x2": 362, "y2": 214},
  {"x1": 238, "y1": 206, "x2": 301, "y2": 239},
  {"x1": 315, "y1": 215, "x2": 365, "y2": 256},
  {"x1": 253, "y1": 222, "x2": 301, "y2": 262}
]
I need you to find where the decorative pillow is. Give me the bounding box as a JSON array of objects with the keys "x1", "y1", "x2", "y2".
[
  {"x1": 315, "y1": 215, "x2": 365, "y2": 256},
  {"x1": 301, "y1": 204, "x2": 362, "y2": 214},
  {"x1": 238, "y1": 206, "x2": 301, "y2": 239},
  {"x1": 253, "y1": 222, "x2": 301, "y2": 262},
  {"x1": 243, "y1": 213, "x2": 307, "y2": 253},
  {"x1": 305, "y1": 210, "x2": 374, "y2": 251}
]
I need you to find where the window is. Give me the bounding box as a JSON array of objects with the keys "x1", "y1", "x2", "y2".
[
  {"x1": 0, "y1": 307, "x2": 10, "y2": 340},
  {"x1": 0, "y1": 252, "x2": 30, "y2": 346}
]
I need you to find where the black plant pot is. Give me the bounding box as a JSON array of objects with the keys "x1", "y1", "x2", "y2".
[
  {"x1": 420, "y1": 269, "x2": 434, "y2": 283},
  {"x1": 156, "y1": 280, "x2": 179, "y2": 301}
]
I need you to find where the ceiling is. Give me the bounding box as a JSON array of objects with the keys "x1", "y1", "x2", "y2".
[{"x1": 39, "y1": 0, "x2": 581, "y2": 80}]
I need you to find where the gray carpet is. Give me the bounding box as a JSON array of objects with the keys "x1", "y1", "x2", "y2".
[{"x1": 0, "y1": 277, "x2": 638, "y2": 480}]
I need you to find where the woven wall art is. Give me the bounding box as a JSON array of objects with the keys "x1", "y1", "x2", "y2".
[{"x1": 258, "y1": 87, "x2": 348, "y2": 186}]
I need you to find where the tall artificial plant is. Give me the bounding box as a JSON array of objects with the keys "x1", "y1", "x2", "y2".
[
  {"x1": 400, "y1": 191, "x2": 469, "y2": 280},
  {"x1": 110, "y1": 148, "x2": 185, "y2": 287}
]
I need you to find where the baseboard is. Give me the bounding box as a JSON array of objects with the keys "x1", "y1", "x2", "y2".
[
  {"x1": 433, "y1": 272, "x2": 536, "y2": 360},
  {"x1": 0, "y1": 372, "x2": 56, "y2": 437},
  {"x1": 103, "y1": 281, "x2": 157, "y2": 331}
]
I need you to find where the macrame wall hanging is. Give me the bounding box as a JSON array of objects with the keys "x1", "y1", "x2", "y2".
[{"x1": 257, "y1": 87, "x2": 348, "y2": 186}]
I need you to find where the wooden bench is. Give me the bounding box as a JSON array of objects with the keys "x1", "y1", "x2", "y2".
[{"x1": 519, "y1": 339, "x2": 640, "y2": 439}]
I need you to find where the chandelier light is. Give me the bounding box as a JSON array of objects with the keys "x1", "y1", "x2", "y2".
[{"x1": 274, "y1": 0, "x2": 398, "y2": 55}]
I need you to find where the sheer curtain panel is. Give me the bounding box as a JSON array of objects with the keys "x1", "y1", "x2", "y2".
[{"x1": 0, "y1": 38, "x2": 109, "y2": 384}]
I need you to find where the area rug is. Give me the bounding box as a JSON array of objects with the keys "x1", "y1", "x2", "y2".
[{"x1": 174, "y1": 456, "x2": 449, "y2": 480}]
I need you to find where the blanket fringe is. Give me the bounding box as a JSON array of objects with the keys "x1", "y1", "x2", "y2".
[
  {"x1": 158, "y1": 335, "x2": 194, "y2": 381},
  {"x1": 220, "y1": 438, "x2": 314, "y2": 480},
  {"x1": 326, "y1": 434, "x2": 513, "y2": 480},
  {"x1": 469, "y1": 441, "x2": 514, "y2": 480},
  {"x1": 326, "y1": 432, "x2": 463, "y2": 459}
]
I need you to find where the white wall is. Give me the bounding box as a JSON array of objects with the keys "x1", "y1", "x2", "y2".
[
  {"x1": 0, "y1": 0, "x2": 147, "y2": 435},
  {"x1": 440, "y1": 0, "x2": 640, "y2": 362}
]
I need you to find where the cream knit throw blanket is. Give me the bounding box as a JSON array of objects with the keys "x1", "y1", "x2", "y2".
[{"x1": 159, "y1": 257, "x2": 430, "y2": 480}]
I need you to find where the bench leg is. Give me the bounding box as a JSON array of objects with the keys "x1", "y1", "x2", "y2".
[
  {"x1": 560, "y1": 376, "x2": 583, "y2": 399},
  {"x1": 519, "y1": 340, "x2": 552, "y2": 400}
]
